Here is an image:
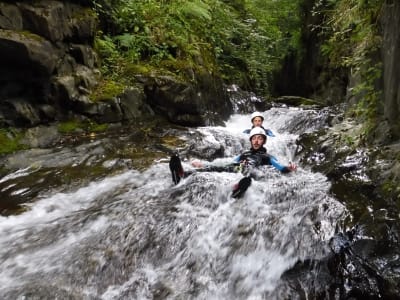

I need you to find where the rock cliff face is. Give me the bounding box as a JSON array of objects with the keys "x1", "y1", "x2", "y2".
[
  {"x1": 273, "y1": 0, "x2": 400, "y2": 143},
  {"x1": 381, "y1": 0, "x2": 400, "y2": 139},
  {"x1": 0, "y1": 1, "x2": 99, "y2": 127},
  {"x1": 0, "y1": 0, "x2": 232, "y2": 130}
]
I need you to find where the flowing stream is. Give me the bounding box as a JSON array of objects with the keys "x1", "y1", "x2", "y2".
[{"x1": 0, "y1": 107, "x2": 348, "y2": 299}]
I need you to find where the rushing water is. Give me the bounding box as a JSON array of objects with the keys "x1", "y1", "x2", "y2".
[{"x1": 0, "y1": 107, "x2": 348, "y2": 299}]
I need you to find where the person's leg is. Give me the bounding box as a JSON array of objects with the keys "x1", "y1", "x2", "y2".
[
  {"x1": 231, "y1": 177, "x2": 252, "y2": 198},
  {"x1": 169, "y1": 154, "x2": 185, "y2": 184}
]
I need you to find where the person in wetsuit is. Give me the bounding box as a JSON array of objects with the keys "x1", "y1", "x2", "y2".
[
  {"x1": 235, "y1": 127, "x2": 295, "y2": 173},
  {"x1": 243, "y1": 111, "x2": 275, "y2": 137},
  {"x1": 169, "y1": 127, "x2": 296, "y2": 197}
]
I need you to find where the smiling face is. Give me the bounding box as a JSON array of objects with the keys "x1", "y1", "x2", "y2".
[
  {"x1": 250, "y1": 134, "x2": 266, "y2": 150},
  {"x1": 252, "y1": 116, "x2": 263, "y2": 127}
]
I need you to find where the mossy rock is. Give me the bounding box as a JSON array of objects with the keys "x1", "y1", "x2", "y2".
[
  {"x1": 273, "y1": 96, "x2": 325, "y2": 107},
  {"x1": 0, "y1": 129, "x2": 27, "y2": 155}
]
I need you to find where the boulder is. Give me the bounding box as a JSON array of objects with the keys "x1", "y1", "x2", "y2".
[
  {"x1": 0, "y1": 29, "x2": 58, "y2": 76},
  {"x1": 143, "y1": 73, "x2": 232, "y2": 126},
  {"x1": 17, "y1": 1, "x2": 96, "y2": 43},
  {"x1": 0, "y1": 1, "x2": 101, "y2": 127}
]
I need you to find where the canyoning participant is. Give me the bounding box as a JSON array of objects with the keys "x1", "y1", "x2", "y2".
[
  {"x1": 169, "y1": 127, "x2": 296, "y2": 198},
  {"x1": 243, "y1": 111, "x2": 275, "y2": 137}
]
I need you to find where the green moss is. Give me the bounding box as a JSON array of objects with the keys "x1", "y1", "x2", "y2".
[
  {"x1": 18, "y1": 30, "x2": 45, "y2": 42},
  {"x1": 90, "y1": 79, "x2": 125, "y2": 102},
  {"x1": 87, "y1": 121, "x2": 108, "y2": 132},
  {"x1": 123, "y1": 63, "x2": 153, "y2": 75},
  {"x1": 121, "y1": 61, "x2": 185, "y2": 82},
  {"x1": 382, "y1": 179, "x2": 400, "y2": 201},
  {"x1": 343, "y1": 135, "x2": 355, "y2": 147},
  {"x1": 73, "y1": 7, "x2": 97, "y2": 20},
  {"x1": 161, "y1": 134, "x2": 186, "y2": 148},
  {"x1": 0, "y1": 129, "x2": 26, "y2": 155},
  {"x1": 58, "y1": 120, "x2": 82, "y2": 133},
  {"x1": 0, "y1": 29, "x2": 45, "y2": 42},
  {"x1": 58, "y1": 119, "x2": 108, "y2": 134}
]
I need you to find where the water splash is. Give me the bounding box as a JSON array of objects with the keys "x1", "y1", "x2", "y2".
[{"x1": 0, "y1": 106, "x2": 347, "y2": 299}]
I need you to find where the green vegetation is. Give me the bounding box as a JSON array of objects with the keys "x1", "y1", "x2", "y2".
[
  {"x1": 0, "y1": 129, "x2": 27, "y2": 155},
  {"x1": 92, "y1": 0, "x2": 302, "y2": 94},
  {"x1": 58, "y1": 119, "x2": 108, "y2": 134},
  {"x1": 382, "y1": 174, "x2": 400, "y2": 203},
  {"x1": 313, "y1": 0, "x2": 384, "y2": 135},
  {"x1": 89, "y1": 79, "x2": 125, "y2": 102}
]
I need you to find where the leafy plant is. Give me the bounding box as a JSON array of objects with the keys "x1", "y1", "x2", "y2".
[
  {"x1": 314, "y1": 0, "x2": 384, "y2": 135},
  {"x1": 92, "y1": 0, "x2": 303, "y2": 94}
]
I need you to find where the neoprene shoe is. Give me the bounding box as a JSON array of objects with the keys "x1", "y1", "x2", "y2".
[
  {"x1": 169, "y1": 154, "x2": 184, "y2": 184},
  {"x1": 231, "y1": 177, "x2": 252, "y2": 198}
]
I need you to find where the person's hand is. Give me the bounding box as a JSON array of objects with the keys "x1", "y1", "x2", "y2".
[
  {"x1": 191, "y1": 160, "x2": 203, "y2": 168},
  {"x1": 287, "y1": 162, "x2": 297, "y2": 172},
  {"x1": 240, "y1": 159, "x2": 249, "y2": 166}
]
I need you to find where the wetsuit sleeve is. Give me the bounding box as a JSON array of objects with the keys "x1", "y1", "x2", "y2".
[
  {"x1": 233, "y1": 155, "x2": 241, "y2": 163},
  {"x1": 269, "y1": 155, "x2": 291, "y2": 173},
  {"x1": 259, "y1": 126, "x2": 275, "y2": 137},
  {"x1": 266, "y1": 129, "x2": 275, "y2": 137}
]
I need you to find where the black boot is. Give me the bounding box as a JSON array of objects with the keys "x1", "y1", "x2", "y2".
[
  {"x1": 231, "y1": 177, "x2": 252, "y2": 198},
  {"x1": 169, "y1": 154, "x2": 184, "y2": 184}
]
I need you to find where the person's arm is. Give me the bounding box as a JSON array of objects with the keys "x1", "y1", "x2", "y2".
[
  {"x1": 191, "y1": 160, "x2": 204, "y2": 168},
  {"x1": 233, "y1": 155, "x2": 242, "y2": 163},
  {"x1": 269, "y1": 156, "x2": 297, "y2": 173},
  {"x1": 265, "y1": 129, "x2": 275, "y2": 137},
  {"x1": 192, "y1": 156, "x2": 242, "y2": 168},
  {"x1": 260, "y1": 126, "x2": 275, "y2": 137}
]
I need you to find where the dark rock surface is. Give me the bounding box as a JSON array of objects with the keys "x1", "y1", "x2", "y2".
[{"x1": 0, "y1": 1, "x2": 234, "y2": 130}]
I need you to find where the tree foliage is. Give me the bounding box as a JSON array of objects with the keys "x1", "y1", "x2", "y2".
[
  {"x1": 92, "y1": 0, "x2": 302, "y2": 93},
  {"x1": 313, "y1": 0, "x2": 384, "y2": 130}
]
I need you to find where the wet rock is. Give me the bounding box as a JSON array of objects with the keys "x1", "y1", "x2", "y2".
[
  {"x1": 0, "y1": 3, "x2": 23, "y2": 30},
  {"x1": 296, "y1": 112, "x2": 400, "y2": 299},
  {"x1": 273, "y1": 95, "x2": 325, "y2": 107},
  {"x1": 227, "y1": 84, "x2": 270, "y2": 113},
  {"x1": 119, "y1": 87, "x2": 154, "y2": 121},
  {"x1": 20, "y1": 125, "x2": 61, "y2": 148},
  {"x1": 0, "y1": 29, "x2": 58, "y2": 76},
  {"x1": 17, "y1": 1, "x2": 96, "y2": 43},
  {"x1": 143, "y1": 73, "x2": 232, "y2": 126},
  {"x1": 0, "y1": 1, "x2": 101, "y2": 127}
]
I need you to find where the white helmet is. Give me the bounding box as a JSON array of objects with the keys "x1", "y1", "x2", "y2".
[
  {"x1": 251, "y1": 111, "x2": 264, "y2": 122},
  {"x1": 249, "y1": 127, "x2": 267, "y2": 141}
]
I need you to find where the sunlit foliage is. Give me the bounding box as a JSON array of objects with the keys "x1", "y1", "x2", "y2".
[{"x1": 92, "y1": 0, "x2": 302, "y2": 93}]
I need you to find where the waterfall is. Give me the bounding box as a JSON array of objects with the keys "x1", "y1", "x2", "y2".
[{"x1": 0, "y1": 107, "x2": 347, "y2": 299}]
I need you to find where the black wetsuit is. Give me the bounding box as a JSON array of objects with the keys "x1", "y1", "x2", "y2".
[
  {"x1": 169, "y1": 147, "x2": 292, "y2": 197},
  {"x1": 195, "y1": 146, "x2": 291, "y2": 174}
]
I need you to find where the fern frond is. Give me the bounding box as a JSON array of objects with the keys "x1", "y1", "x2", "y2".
[
  {"x1": 115, "y1": 33, "x2": 136, "y2": 49},
  {"x1": 179, "y1": 1, "x2": 211, "y2": 21}
]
